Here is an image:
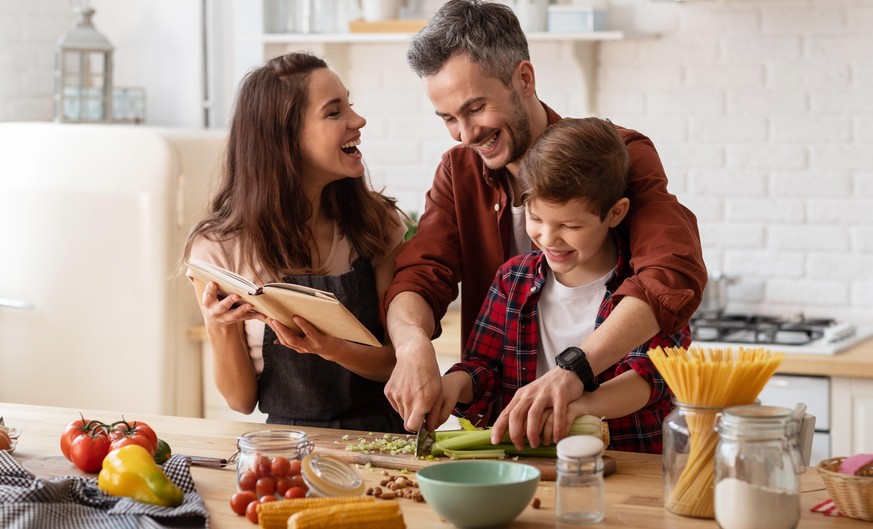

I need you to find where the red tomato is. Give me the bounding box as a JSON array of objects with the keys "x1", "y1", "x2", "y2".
[
  {"x1": 289, "y1": 474, "x2": 308, "y2": 492},
  {"x1": 284, "y1": 486, "x2": 306, "y2": 499},
  {"x1": 259, "y1": 495, "x2": 276, "y2": 503},
  {"x1": 60, "y1": 418, "x2": 104, "y2": 461},
  {"x1": 110, "y1": 420, "x2": 158, "y2": 454},
  {"x1": 245, "y1": 500, "x2": 259, "y2": 524},
  {"x1": 275, "y1": 476, "x2": 293, "y2": 496},
  {"x1": 60, "y1": 419, "x2": 88, "y2": 461},
  {"x1": 110, "y1": 433, "x2": 155, "y2": 455},
  {"x1": 255, "y1": 476, "x2": 276, "y2": 498},
  {"x1": 238, "y1": 470, "x2": 257, "y2": 491},
  {"x1": 229, "y1": 491, "x2": 257, "y2": 516},
  {"x1": 70, "y1": 432, "x2": 111, "y2": 473},
  {"x1": 288, "y1": 459, "x2": 302, "y2": 477},
  {"x1": 271, "y1": 456, "x2": 291, "y2": 477},
  {"x1": 252, "y1": 455, "x2": 271, "y2": 478}
]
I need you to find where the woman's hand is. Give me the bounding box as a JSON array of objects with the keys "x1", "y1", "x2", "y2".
[
  {"x1": 200, "y1": 282, "x2": 266, "y2": 326},
  {"x1": 266, "y1": 316, "x2": 343, "y2": 358}
]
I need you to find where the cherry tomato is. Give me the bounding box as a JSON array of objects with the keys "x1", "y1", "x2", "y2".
[
  {"x1": 275, "y1": 476, "x2": 293, "y2": 497},
  {"x1": 245, "y1": 500, "x2": 259, "y2": 524},
  {"x1": 238, "y1": 470, "x2": 257, "y2": 491},
  {"x1": 255, "y1": 476, "x2": 276, "y2": 498},
  {"x1": 70, "y1": 431, "x2": 111, "y2": 473},
  {"x1": 252, "y1": 455, "x2": 271, "y2": 478},
  {"x1": 288, "y1": 459, "x2": 302, "y2": 477},
  {"x1": 229, "y1": 491, "x2": 257, "y2": 516},
  {"x1": 259, "y1": 495, "x2": 276, "y2": 503},
  {"x1": 0, "y1": 430, "x2": 11, "y2": 451},
  {"x1": 284, "y1": 486, "x2": 306, "y2": 499},
  {"x1": 289, "y1": 474, "x2": 308, "y2": 492},
  {"x1": 271, "y1": 456, "x2": 291, "y2": 477}
]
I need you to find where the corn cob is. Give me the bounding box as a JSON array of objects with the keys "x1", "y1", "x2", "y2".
[
  {"x1": 287, "y1": 500, "x2": 406, "y2": 529},
  {"x1": 257, "y1": 497, "x2": 375, "y2": 529}
]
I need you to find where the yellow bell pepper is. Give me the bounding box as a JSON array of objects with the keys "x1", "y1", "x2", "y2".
[{"x1": 97, "y1": 444, "x2": 184, "y2": 507}]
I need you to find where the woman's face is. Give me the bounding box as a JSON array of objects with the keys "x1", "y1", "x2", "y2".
[{"x1": 298, "y1": 68, "x2": 367, "y2": 189}]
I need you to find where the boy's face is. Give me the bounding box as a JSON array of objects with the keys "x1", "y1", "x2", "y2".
[
  {"x1": 423, "y1": 54, "x2": 532, "y2": 174},
  {"x1": 526, "y1": 196, "x2": 629, "y2": 287}
]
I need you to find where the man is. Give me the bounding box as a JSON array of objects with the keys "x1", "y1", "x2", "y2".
[{"x1": 380, "y1": 0, "x2": 707, "y2": 449}]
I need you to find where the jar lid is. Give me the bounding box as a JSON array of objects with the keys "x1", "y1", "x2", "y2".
[
  {"x1": 723, "y1": 405, "x2": 792, "y2": 420},
  {"x1": 236, "y1": 429, "x2": 313, "y2": 461},
  {"x1": 556, "y1": 435, "x2": 604, "y2": 459},
  {"x1": 300, "y1": 454, "x2": 366, "y2": 497}
]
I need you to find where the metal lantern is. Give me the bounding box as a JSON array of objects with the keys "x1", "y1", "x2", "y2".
[{"x1": 54, "y1": 6, "x2": 114, "y2": 123}]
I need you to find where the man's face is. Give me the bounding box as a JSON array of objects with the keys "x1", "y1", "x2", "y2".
[{"x1": 423, "y1": 54, "x2": 532, "y2": 172}]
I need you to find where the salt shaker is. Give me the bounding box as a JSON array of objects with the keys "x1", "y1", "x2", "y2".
[
  {"x1": 555, "y1": 435, "x2": 606, "y2": 524},
  {"x1": 714, "y1": 405, "x2": 804, "y2": 529}
]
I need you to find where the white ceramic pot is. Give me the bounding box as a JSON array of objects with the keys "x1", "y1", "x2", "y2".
[{"x1": 360, "y1": 0, "x2": 402, "y2": 21}]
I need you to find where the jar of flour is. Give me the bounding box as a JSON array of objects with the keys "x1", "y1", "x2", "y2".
[{"x1": 714, "y1": 405, "x2": 805, "y2": 529}]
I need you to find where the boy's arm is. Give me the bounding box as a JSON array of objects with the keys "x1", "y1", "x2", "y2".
[
  {"x1": 567, "y1": 370, "x2": 651, "y2": 420},
  {"x1": 540, "y1": 370, "x2": 652, "y2": 447}
]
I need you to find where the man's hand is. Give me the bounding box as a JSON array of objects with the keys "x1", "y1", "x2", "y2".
[
  {"x1": 384, "y1": 333, "x2": 446, "y2": 432},
  {"x1": 490, "y1": 368, "x2": 584, "y2": 449}
]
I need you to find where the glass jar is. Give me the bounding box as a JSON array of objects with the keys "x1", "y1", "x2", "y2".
[
  {"x1": 662, "y1": 402, "x2": 723, "y2": 518},
  {"x1": 300, "y1": 454, "x2": 366, "y2": 497},
  {"x1": 235, "y1": 429, "x2": 313, "y2": 498},
  {"x1": 555, "y1": 435, "x2": 606, "y2": 524},
  {"x1": 714, "y1": 405, "x2": 803, "y2": 529}
]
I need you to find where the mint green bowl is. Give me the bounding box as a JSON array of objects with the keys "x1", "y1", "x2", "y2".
[{"x1": 416, "y1": 461, "x2": 541, "y2": 528}]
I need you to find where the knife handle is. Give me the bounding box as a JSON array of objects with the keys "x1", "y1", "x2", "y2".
[{"x1": 187, "y1": 455, "x2": 229, "y2": 468}]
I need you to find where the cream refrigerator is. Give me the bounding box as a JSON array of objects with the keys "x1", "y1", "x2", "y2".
[{"x1": 0, "y1": 122, "x2": 225, "y2": 417}]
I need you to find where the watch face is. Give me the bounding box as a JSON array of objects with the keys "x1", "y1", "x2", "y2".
[{"x1": 560, "y1": 348, "x2": 583, "y2": 364}]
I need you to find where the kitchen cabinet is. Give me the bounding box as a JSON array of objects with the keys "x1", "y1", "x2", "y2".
[{"x1": 831, "y1": 377, "x2": 873, "y2": 456}]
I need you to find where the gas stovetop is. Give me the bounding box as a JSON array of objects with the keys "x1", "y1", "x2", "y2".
[{"x1": 690, "y1": 313, "x2": 873, "y2": 356}]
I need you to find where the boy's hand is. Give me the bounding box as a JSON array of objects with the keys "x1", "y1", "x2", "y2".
[
  {"x1": 490, "y1": 368, "x2": 583, "y2": 450},
  {"x1": 438, "y1": 371, "x2": 473, "y2": 421}
]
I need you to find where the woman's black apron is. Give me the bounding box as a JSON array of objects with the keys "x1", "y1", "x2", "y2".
[{"x1": 258, "y1": 257, "x2": 405, "y2": 433}]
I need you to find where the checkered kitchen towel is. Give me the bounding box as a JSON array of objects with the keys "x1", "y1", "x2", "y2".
[{"x1": 0, "y1": 451, "x2": 208, "y2": 529}]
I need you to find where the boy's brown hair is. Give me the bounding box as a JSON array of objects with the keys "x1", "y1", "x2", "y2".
[{"x1": 519, "y1": 117, "x2": 629, "y2": 220}]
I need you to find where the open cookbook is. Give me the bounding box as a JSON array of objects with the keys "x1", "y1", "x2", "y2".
[{"x1": 186, "y1": 258, "x2": 380, "y2": 346}]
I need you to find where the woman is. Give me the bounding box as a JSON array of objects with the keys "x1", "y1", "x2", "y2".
[{"x1": 183, "y1": 52, "x2": 407, "y2": 432}]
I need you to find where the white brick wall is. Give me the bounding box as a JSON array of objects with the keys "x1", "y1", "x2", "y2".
[
  {"x1": 598, "y1": 0, "x2": 873, "y2": 322},
  {"x1": 2, "y1": 0, "x2": 871, "y2": 322}
]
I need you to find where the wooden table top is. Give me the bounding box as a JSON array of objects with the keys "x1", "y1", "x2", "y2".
[{"x1": 1, "y1": 401, "x2": 867, "y2": 528}]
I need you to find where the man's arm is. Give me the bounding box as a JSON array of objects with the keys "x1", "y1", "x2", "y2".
[
  {"x1": 613, "y1": 127, "x2": 708, "y2": 334},
  {"x1": 384, "y1": 291, "x2": 445, "y2": 432}
]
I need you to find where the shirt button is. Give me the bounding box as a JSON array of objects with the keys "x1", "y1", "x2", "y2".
[
  {"x1": 494, "y1": 203, "x2": 499, "y2": 211},
  {"x1": 530, "y1": 285, "x2": 538, "y2": 293}
]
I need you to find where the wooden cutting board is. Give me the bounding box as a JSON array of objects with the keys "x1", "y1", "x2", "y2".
[{"x1": 306, "y1": 430, "x2": 615, "y2": 481}]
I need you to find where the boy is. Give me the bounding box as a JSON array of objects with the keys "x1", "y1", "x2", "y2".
[{"x1": 440, "y1": 118, "x2": 691, "y2": 453}]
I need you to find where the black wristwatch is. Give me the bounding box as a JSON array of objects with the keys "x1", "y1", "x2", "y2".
[{"x1": 555, "y1": 346, "x2": 600, "y2": 393}]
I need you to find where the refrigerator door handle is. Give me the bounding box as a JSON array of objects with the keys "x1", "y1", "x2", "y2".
[{"x1": 0, "y1": 298, "x2": 33, "y2": 310}]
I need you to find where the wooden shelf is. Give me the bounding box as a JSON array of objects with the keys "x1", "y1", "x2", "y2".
[{"x1": 248, "y1": 30, "x2": 624, "y2": 45}]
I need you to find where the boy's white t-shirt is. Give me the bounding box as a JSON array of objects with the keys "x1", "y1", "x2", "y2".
[{"x1": 535, "y1": 267, "x2": 615, "y2": 378}]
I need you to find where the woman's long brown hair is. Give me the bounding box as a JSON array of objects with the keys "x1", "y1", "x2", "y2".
[{"x1": 183, "y1": 53, "x2": 401, "y2": 282}]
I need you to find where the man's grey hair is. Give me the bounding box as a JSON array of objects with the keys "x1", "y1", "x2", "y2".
[{"x1": 406, "y1": 0, "x2": 530, "y2": 87}]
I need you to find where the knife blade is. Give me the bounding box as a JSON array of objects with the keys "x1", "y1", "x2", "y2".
[{"x1": 414, "y1": 418, "x2": 436, "y2": 458}]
